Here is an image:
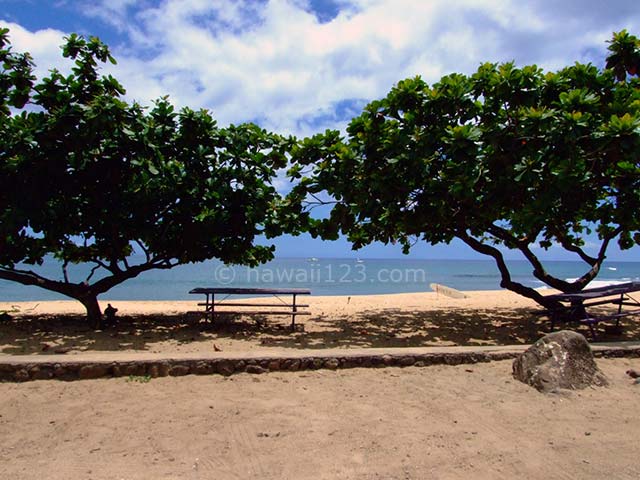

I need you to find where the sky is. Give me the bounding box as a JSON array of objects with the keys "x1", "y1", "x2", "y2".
[{"x1": 2, "y1": 0, "x2": 640, "y2": 262}]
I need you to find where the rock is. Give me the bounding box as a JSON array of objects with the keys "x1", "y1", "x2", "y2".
[
  {"x1": 284, "y1": 359, "x2": 301, "y2": 371},
  {"x1": 53, "y1": 364, "x2": 66, "y2": 378},
  {"x1": 157, "y1": 362, "x2": 171, "y2": 377},
  {"x1": 324, "y1": 358, "x2": 340, "y2": 370},
  {"x1": 124, "y1": 364, "x2": 146, "y2": 376},
  {"x1": 78, "y1": 364, "x2": 109, "y2": 380},
  {"x1": 399, "y1": 356, "x2": 415, "y2": 367},
  {"x1": 147, "y1": 365, "x2": 160, "y2": 378},
  {"x1": 168, "y1": 365, "x2": 190, "y2": 376},
  {"x1": 29, "y1": 366, "x2": 53, "y2": 380},
  {"x1": 512, "y1": 331, "x2": 608, "y2": 393},
  {"x1": 192, "y1": 362, "x2": 213, "y2": 375},
  {"x1": 246, "y1": 365, "x2": 267, "y2": 374},
  {"x1": 216, "y1": 360, "x2": 235, "y2": 376},
  {"x1": 14, "y1": 369, "x2": 29, "y2": 382},
  {"x1": 267, "y1": 360, "x2": 281, "y2": 371}
]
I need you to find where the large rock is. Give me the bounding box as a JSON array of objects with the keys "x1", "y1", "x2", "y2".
[{"x1": 512, "y1": 330, "x2": 608, "y2": 393}]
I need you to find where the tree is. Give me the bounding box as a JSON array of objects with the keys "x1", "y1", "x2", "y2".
[
  {"x1": 0, "y1": 29, "x2": 293, "y2": 327},
  {"x1": 287, "y1": 31, "x2": 640, "y2": 309}
]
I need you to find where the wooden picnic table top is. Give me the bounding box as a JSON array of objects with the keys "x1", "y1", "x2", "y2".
[
  {"x1": 545, "y1": 281, "x2": 640, "y2": 302},
  {"x1": 189, "y1": 287, "x2": 311, "y2": 295}
]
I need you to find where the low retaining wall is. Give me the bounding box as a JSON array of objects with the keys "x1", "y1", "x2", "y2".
[{"x1": 1, "y1": 345, "x2": 639, "y2": 382}]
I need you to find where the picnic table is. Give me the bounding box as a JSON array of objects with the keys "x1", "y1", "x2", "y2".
[
  {"x1": 189, "y1": 287, "x2": 311, "y2": 330},
  {"x1": 542, "y1": 281, "x2": 640, "y2": 338}
]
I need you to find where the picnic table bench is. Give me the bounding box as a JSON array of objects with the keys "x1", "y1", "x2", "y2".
[
  {"x1": 189, "y1": 287, "x2": 311, "y2": 330},
  {"x1": 541, "y1": 281, "x2": 640, "y2": 338}
]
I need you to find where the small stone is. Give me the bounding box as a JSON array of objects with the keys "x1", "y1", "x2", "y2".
[
  {"x1": 78, "y1": 365, "x2": 109, "y2": 380},
  {"x1": 324, "y1": 359, "x2": 340, "y2": 370},
  {"x1": 29, "y1": 366, "x2": 53, "y2": 380},
  {"x1": 157, "y1": 362, "x2": 170, "y2": 377},
  {"x1": 287, "y1": 359, "x2": 301, "y2": 372},
  {"x1": 217, "y1": 361, "x2": 235, "y2": 376},
  {"x1": 399, "y1": 356, "x2": 415, "y2": 367},
  {"x1": 626, "y1": 369, "x2": 640, "y2": 379},
  {"x1": 169, "y1": 365, "x2": 190, "y2": 376},
  {"x1": 124, "y1": 364, "x2": 145, "y2": 376},
  {"x1": 267, "y1": 360, "x2": 281, "y2": 371},
  {"x1": 192, "y1": 362, "x2": 213, "y2": 375},
  {"x1": 14, "y1": 369, "x2": 29, "y2": 382}
]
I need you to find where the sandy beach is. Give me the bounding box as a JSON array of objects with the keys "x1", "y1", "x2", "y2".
[
  {"x1": 2, "y1": 290, "x2": 640, "y2": 479},
  {"x1": 4, "y1": 289, "x2": 637, "y2": 357}
]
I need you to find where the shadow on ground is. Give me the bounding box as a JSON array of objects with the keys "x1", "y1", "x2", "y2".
[{"x1": 1, "y1": 306, "x2": 639, "y2": 355}]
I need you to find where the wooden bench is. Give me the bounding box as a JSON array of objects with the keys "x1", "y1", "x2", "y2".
[
  {"x1": 540, "y1": 282, "x2": 640, "y2": 338},
  {"x1": 189, "y1": 287, "x2": 311, "y2": 330}
]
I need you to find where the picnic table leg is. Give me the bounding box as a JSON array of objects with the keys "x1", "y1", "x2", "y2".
[
  {"x1": 211, "y1": 293, "x2": 216, "y2": 323},
  {"x1": 618, "y1": 293, "x2": 624, "y2": 315},
  {"x1": 291, "y1": 293, "x2": 298, "y2": 331}
]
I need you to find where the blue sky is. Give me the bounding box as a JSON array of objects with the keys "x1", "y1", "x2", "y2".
[{"x1": 2, "y1": 0, "x2": 640, "y2": 261}]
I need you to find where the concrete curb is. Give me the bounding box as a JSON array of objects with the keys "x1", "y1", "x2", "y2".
[{"x1": 1, "y1": 343, "x2": 639, "y2": 382}]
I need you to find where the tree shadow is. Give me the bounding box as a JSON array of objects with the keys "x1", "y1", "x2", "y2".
[
  {"x1": 224, "y1": 306, "x2": 640, "y2": 350},
  {"x1": 1, "y1": 306, "x2": 638, "y2": 355},
  {"x1": 0, "y1": 313, "x2": 264, "y2": 355}
]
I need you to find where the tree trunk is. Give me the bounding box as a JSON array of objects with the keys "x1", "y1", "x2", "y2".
[{"x1": 79, "y1": 294, "x2": 103, "y2": 329}]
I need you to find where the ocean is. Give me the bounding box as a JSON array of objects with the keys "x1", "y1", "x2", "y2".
[{"x1": 1, "y1": 256, "x2": 639, "y2": 302}]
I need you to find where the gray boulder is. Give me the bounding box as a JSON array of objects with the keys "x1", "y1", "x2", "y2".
[{"x1": 512, "y1": 330, "x2": 608, "y2": 393}]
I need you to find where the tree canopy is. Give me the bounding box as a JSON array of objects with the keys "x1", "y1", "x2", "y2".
[
  {"x1": 0, "y1": 29, "x2": 293, "y2": 326},
  {"x1": 287, "y1": 31, "x2": 640, "y2": 308}
]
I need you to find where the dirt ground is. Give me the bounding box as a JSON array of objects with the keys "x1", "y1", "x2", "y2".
[{"x1": 1, "y1": 358, "x2": 640, "y2": 479}]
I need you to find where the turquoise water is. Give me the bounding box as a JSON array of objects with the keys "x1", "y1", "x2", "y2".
[{"x1": 1, "y1": 257, "x2": 640, "y2": 301}]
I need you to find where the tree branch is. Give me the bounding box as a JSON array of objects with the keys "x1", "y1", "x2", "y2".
[
  {"x1": 554, "y1": 234, "x2": 597, "y2": 265},
  {"x1": 85, "y1": 264, "x2": 102, "y2": 284},
  {"x1": 456, "y1": 230, "x2": 560, "y2": 308},
  {"x1": 62, "y1": 260, "x2": 70, "y2": 283},
  {"x1": 133, "y1": 239, "x2": 151, "y2": 263},
  {"x1": 0, "y1": 266, "x2": 84, "y2": 298},
  {"x1": 486, "y1": 223, "x2": 622, "y2": 293}
]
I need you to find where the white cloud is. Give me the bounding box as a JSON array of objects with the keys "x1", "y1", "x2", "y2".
[
  {"x1": 4, "y1": 0, "x2": 640, "y2": 137},
  {"x1": 0, "y1": 22, "x2": 70, "y2": 79},
  {"x1": 79, "y1": 0, "x2": 140, "y2": 31}
]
